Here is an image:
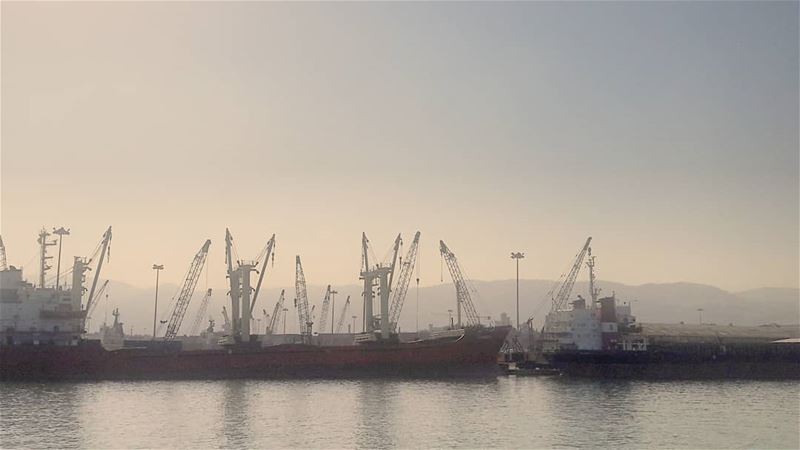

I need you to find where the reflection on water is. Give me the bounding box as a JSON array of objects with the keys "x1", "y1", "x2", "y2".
[{"x1": 1, "y1": 377, "x2": 798, "y2": 449}]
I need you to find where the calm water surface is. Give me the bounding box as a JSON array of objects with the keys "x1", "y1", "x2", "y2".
[{"x1": 1, "y1": 377, "x2": 798, "y2": 449}]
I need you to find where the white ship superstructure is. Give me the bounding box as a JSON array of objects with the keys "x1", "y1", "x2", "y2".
[
  {"x1": 541, "y1": 238, "x2": 647, "y2": 353},
  {"x1": 0, "y1": 227, "x2": 112, "y2": 346}
]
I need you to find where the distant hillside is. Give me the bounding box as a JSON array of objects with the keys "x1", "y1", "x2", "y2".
[
  {"x1": 95, "y1": 280, "x2": 800, "y2": 333},
  {"x1": 94, "y1": 279, "x2": 800, "y2": 336}
]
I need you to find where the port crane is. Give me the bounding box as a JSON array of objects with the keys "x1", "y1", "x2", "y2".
[
  {"x1": 360, "y1": 233, "x2": 401, "y2": 337},
  {"x1": 550, "y1": 237, "x2": 592, "y2": 312},
  {"x1": 189, "y1": 288, "x2": 213, "y2": 336},
  {"x1": 335, "y1": 295, "x2": 351, "y2": 333},
  {"x1": 86, "y1": 280, "x2": 110, "y2": 319},
  {"x1": 388, "y1": 231, "x2": 421, "y2": 332},
  {"x1": 84, "y1": 227, "x2": 112, "y2": 318},
  {"x1": 163, "y1": 239, "x2": 211, "y2": 341},
  {"x1": 439, "y1": 240, "x2": 481, "y2": 328},
  {"x1": 225, "y1": 229, "x2": 275, "y2": 342},
  {"x1": 317, "y1": 285, "x2": 332, "y2": 334},
  {"x1": 267, "y1": 289, "x2": 285, "y2": 334},
  {"x1": 250, "y1": 234, "x2": 275, "y2": 315},
  {"x1": 295, "y1": 255, "x2": 313, "y2": 338}
]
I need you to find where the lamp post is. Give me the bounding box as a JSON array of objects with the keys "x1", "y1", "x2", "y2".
[
  {"x1": 52, "y1": 227, "x2": 70, "y2": 289},
  {"x1": 352, "y1": 315, "x2": 356, "y2": 334},
  {"x1": 152, "y1": 264, "x2": 164, "y2": 339},
  {"x1": 697, "y1": 308, "x2": 704, "y2": 325},
  {"x1": 283, "y1": 308, "x2": 289, "y2": 334},
  {"x1": 511, "y1": 252, "x2": 525, "y2": 330},
  {"x1": 330, "y1": 289, "x2": 338, "y2": 334}
]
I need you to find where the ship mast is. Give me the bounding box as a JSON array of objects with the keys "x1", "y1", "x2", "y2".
[
  {"x1": 37, "y1": 228, "x2": 56, "y2": 287},
  {"x1": 587, "y1": 246, "x2": 600, "y2": 305}
]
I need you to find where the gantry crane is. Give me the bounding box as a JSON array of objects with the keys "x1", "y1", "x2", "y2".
[
  {"x1": 317, "y1": 285, "x2": 332, "y2": 334},
  {"x1": 388, "y1": 231, "x2": 420, "y2": 332},
  {"x1": 189, "y1": 288, "x2": 213, "y2": 336},
  {"x1": 550, "y1": 237, "x2": 592, "y2": 312},
  {"x1": 267, "y1": 289, "x2": 285, "y2": 334},
  {"x1": 295, "y1": 256, "x2": 313, "y2": 338},
  {"x1": 335, "y1": 295, "x2": 351, "y2": 333},
  {"x1": 439, "y1": 240, "x2": 481, "y2": 328},
  {"x1": 163, "y1": 239, "x2": 211, "y2": 341}
]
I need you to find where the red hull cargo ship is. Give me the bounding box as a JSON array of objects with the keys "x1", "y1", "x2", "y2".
[
  {"x1": 0, "y1": 327, "x2": 511, "y2": 381},
  {"x1": 0, "y1": 228, "x2": 510, "y2": 381}
]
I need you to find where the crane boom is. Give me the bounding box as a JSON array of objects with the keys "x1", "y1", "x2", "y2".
[
  {"x1": 86, "y1": 280, "x2": 109, "y2": 318},
  {"x1": 189, "y1": 288, "x2": 213, "y2": 336},
  {"x1": 439, "y1": 240, "x2": 481, "y2": 328},
  {"x1": 318, "y1": 285, "x2": 332, "y2": 334},
  {"x1": 551, "y1": 237, "x2": 592, "y2": 312},
  {"x1": 268, "y1": 289, "x2": 285, "y2": 333},
  {"x1": 164, "y1": 239, "x2": 211, "y2": 341},
  {"x1": 85, "y1": 227, "x2": 112, "y2": 316},
  {"x1": 295, "y1": 255, "x2": 312, "y2": 337},
  {"x1": 250, "y1": 234, "x2": 275, "y2": 315},
  {"x1": 387, "y1": 234, "x2": 401, "y2": 294},
  {"x1": 388, "y1": 231, "x2": 420, "y2": 331},
  {"x1": 335, "y1": 296, "x2": 351, "y2": 333}
]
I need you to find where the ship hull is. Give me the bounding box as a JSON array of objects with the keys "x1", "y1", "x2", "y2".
[
  {"x1": 546, "y1": 344, "x2": 800, "y2": 379},
  {"x1": 0, "y1": 326, "x2": 511, "y2": 381}
]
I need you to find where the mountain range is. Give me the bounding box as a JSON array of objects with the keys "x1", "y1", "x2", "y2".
[{"x1": 88, "y1": 279, "x2": 799, "y2": 336}]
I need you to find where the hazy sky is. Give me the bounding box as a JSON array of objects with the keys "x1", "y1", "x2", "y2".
[{"x1": 2, "y1": 2, "x2": 798, "y2": 293}]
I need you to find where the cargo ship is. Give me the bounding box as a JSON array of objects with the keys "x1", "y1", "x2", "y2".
[
  {"x1": 0, "y1": 227, "x2": 511, "y2": 381},
  {"x1": 533, "y1": 238, "x2": 800, "y2": 379}
]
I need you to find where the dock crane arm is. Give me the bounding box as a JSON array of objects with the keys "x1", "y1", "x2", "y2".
[
  {"x1": 189, "y1": 288, "x2": 213, "y2": 336},
  {"x1": 84, "y1": 227, "x2": 112, "y2": 316},
  {"x1": 268, "y1": 290, "x2": 285, "y2": 333},
  {"x1": 335, "y1": 296, "x2": 351, "y2": 333},
  {"x1": 318, "y1": 285, "x2": 332, "y2": 334},
  {"x1": 387, "y1": 234, "x2": 402, "y2": 293},
  {"x1": 295, "y1": 256, "x2": 312, "y2": 337},
  {"x1": 250, "y1": 234, "x2": 275, "y2": 315},
  {"x1": 163, "y1": 239, "x2": 212, "y2": 341},
  {"x1": 86, "y1": 280, "x2": 110, "y2": 318},
  {"x1": 388, "y1": 232, "x2": 420, "y2": 331},
  {"x1": 439, "y1": 240, "x2": 481, "y2": 327},
  {"x1": 551, "y1": 237, "x2": 592, "y2": 312}
]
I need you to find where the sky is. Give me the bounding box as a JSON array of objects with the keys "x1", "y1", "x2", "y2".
[{"x1": 1, "y1": 2, "x2": 798, "y2": 293}]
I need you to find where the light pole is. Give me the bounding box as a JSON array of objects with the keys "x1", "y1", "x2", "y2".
[
  {"x1": 283, "y1": 308, "x2": 289, "y2": 334},
  {"x1": 330, "y1": 289, "x2": 338, "y2": 334},
  {"x1": 52, "y1": 227, "x2": 70, "y2": 289},
  {"x1": 697, "y1": 308, "x2": 704, "y2": 324},
  {"x1": 511, "y1": 252, "x2": 525, "y2": 330},
  {"x1": 152, "y1": 264, "x2": 164, "y2": 339},
  {"x1": 352, "y1": 315, "x2": 356, "y2": 334}
]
